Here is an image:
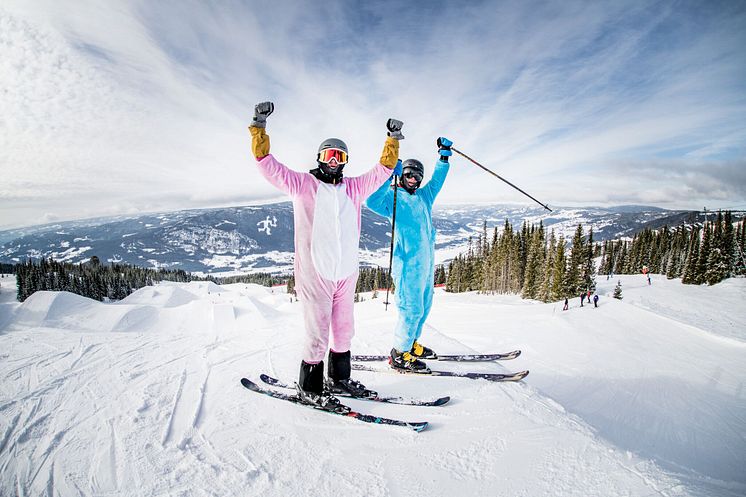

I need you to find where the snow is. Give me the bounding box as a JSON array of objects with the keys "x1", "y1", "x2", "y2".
[{"x1": 0, "y1": 273, "x2": 745, "y2": 496}]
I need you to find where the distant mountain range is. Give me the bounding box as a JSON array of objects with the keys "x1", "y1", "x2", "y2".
[{"x1": 0, "y1": 203, "x2": 712, "y2": 275}]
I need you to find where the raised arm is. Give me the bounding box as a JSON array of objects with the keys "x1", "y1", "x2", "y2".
[
  {"x1": 418, "y1": 137, "x2": 452, "y2": 206},
  {"x1": 248, "y1": 101, "x2": 304, "y2": 196},
  {"x1": 365, "y1": 160, "x2": 401, "y2": 218},
  {"x1": 346, "y1": 118, "x2": 403, "y2": 200}
]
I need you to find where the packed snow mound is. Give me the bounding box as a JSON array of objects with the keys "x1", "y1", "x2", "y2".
[
  {"x1": 11, "y1": 291, "x2": 158, "y2": 333},
  {"x1": 2, "y1": 282, "x2": 287, "y2": 335},
  {"x1": 172, "y1": 280, "x2": 226, "y2": 297},
  {"x1": 12, "y1": 291, "x2": 98, "y2": 328},
  {"x1": 120, "y1": 285, "x2": 199, "y2": 308}
]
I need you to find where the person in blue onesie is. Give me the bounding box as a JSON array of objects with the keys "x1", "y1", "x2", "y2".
[{"x1": 366, "y1": 137, "x2": 453, "y2": 373}]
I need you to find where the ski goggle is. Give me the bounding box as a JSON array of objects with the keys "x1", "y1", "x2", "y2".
[
  {"x1": 318, "y1": 148, "x2": 348, "y2": 165},
  {"x1": 403, "y1": 171, "x2": 423, "y2": 182}
]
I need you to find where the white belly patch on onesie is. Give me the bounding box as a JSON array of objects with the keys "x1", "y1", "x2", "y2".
[{"x1": 311, "y1": 182, "x2": 359, "y2": 281}]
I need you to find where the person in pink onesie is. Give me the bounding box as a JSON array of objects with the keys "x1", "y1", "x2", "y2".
[{"x1": 249, "y1": 101, "x2": 402, "y2": 412}]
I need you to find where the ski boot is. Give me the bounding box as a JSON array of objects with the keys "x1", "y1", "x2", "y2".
[
  {"x1": 326, "y1": 350, "x2": 377, "y2": 399},
  {"x1": 410, "y1": 340, "x2": 438, "y2": 360},
  {"x1": 296, "y1": 360, "x2": 350, "y2": 414},
  {"x1": 389, "y1": 348, "x2": 431, "y2": 374}
]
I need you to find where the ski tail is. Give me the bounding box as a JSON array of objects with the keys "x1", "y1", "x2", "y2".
[
  {"x1": 351, "y1": 364, "x2": 529, "y2": 382},
  {"x1": 351, "y1": 350, "x2": 521, "y2": 362}
]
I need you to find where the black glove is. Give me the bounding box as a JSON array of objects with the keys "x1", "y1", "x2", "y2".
[
  {"x1": 251, "y1": 101, "x2": 274, "y2": 128},
  {"x1": 437, "y1": 136, "x2": 452, "y2": 161},
  {"x1": 386, "y1": 118, "x2": 404, "y2": 140}
]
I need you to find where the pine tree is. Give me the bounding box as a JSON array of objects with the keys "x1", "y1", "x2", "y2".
[
  {"x1": 582, "y1": 228, "x2": 596, "y2": 293},
  {"x1": 521, "y1": 224, "x2": 545, "y2": 299},
  {"x1": 539, "y1": 230, "x2": 556, "y2": 302},
  {"x1": 681, "y1": 228, "x2": 700, "y2": 284},
  {"x1": 722, "y1": 211, "x2": 735, "y2": 278},
  {"x1": 613, "y1": 280, "x2": 623, "y2": 300},
  {"x1": 551, "y1": 236, "x2": 567, "y2": 301},
  {"x1": 567, "y1": 224, "x2": 585, "y2": 296},
  {"x1": 695, "y1": 223, "x2": 711, "y2": 284},
  {"x1": 705, "y1": 212, "x2": 727, "y2": 285},
  {"x1": 735, "y1": 219, "x2": 746, "y2": 276}
]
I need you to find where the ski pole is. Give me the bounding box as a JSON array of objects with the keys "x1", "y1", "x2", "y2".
[
  {"x1": 450, "y1": 147, "x2": 552, "y2": 212},
  {"x1": 384, "y1": 174, "x2": 399, "y2": 311}
]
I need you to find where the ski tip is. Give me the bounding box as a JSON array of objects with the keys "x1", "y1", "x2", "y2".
[
  {"x1": 411, "y1": 422, "x2": 429, "y2": 432},
  {"x1": 434, "y1": 396, "x2": 451, "y2": 406},
  {"x1": 240, "y1": 377, "x2": 255, "y2": 388}
]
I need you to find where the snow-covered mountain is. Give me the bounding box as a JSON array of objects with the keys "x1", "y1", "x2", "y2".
[
  {"x1": 1, "y1": 273, "x2": 744, "y2": 496},
  {"x1": 0, "y1": 203, "x2": 697, "y2": 275}
]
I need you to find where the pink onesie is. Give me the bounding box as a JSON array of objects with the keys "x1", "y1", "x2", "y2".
[{"x1": 256, "y1": 154, "x2": 391, "y2": 362}]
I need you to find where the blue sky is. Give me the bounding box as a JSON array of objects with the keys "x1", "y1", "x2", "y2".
[{"x1": 1, "y1": 0, "x2": 745, "y2": 229}]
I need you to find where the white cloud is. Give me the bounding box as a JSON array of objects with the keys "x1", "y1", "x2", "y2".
[{"x1": 1, "y1": 0, "x2": 745, "y2": 228}]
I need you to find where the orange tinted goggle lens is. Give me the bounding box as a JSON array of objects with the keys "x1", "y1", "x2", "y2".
[{"x1": 318, "y1": 148, "x2": 348, "y2": 164}]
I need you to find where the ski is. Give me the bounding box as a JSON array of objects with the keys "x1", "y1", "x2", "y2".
[
  {"x1": 259, "y1": 373, "x2": 450, "y2": 407},
  {"x1": 351, "y1": 364, "x2": 529, "y2": 382},
  {"x1": 240, "y1": 378, "x2": 428, "y2": 432},
  {"x1": 351, "y1": 349, "x2": 521, "y2": 362}
]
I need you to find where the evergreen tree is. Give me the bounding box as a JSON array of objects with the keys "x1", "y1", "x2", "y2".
[
  {"x1": 521, "y1": 224, "x2": 545, "y2": 299},
  {"x1": 681, "y1": 228, "x2": 700, "y2": 284},
  {"x1": 582, "y1": 227, "x2": 596, "y2": 293},
  {"x1": 705, "y1": 211, "x2": 728, "y2": 285},
  {"x1": 551, "y1": 236, "x2": 567, "y2": 301},
  {"x1": 613, "y1": 280, "x2": 623, "y2": 300},
  {"x1": 567, "y1": 224, "x2": 585, "y2": 296},
  {"x1": 695, "y1": 223, "x2": 712, "y2": 284},
  {"x1": 722, "y1": 211, "x2": 735, "y2": 278},
  {"x1": 539, "y1": 230, "x2": 556, "y2": 301}
]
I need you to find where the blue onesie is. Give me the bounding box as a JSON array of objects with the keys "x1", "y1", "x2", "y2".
[{"x1": 366, "y1": 159, "x2": 450, "y2": 352}]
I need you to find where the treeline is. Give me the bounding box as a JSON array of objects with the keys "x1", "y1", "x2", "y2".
[
  {"x1": 354, "y1": 264, "x2": 446, "y2": 293},
  {"x1": 285, "y1": 265, "x2": 445, "y2": 298},
  {"x1": 445, "y1": 221, "x2": 597, "y2": 302},
  {"x1": 209, "y1": 272, "x2": 288, "y2": 287},
  {"x1": 600, "y1": 211, "x2": 745, "y2": 285},
  {"x1": 13, "y1": 257, "x2": 296, "y2": 302},
  {"x1": 445, "y1": 212, "x2": 745, "y2": 301},
  {"x1": 15, "y1": 257, "x2": 194, "y2": 302},
  {"x1": 356, "y1": 266, "x2": 393, "y2": 293}
]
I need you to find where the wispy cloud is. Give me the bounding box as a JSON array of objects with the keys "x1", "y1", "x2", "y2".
[{"x1": 1, "y1": 0, "x2": 745, "y2": 228}]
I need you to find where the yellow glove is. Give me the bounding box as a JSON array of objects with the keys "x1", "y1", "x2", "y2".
[
  {"x1": 249, "y1": 126, "x2": 270, "y2": 159},
  {"x1": 379, "y1": 136, "x2": 399, "y2": 169}
]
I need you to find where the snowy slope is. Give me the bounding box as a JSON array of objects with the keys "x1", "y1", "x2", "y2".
[{"x1": 1, "y1": 274, "x2": 745, "y2": 497}]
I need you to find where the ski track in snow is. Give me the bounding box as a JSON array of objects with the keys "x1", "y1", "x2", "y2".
[{"x1": 0, "y1": 276, "x2": 745, "y2": 496}]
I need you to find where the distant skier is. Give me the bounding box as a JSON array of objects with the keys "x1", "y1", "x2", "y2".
[
  {"x1": 587, "y1": 290, "x2": 592, "y2": 303},
  {"x1": 563, "y1": 298, "x2": 569, "y2": 311},
  {"x1": 366, "y1": 137, "x2": 453, "y2": 373},
  {"x1": 593, "y1": 294, "x2": 599, "y2": 307},
  {"x1": 580, "y1": 293, "x2": 585, "y2": 307},
  {"x1": 642, "y1": 265, "x2": 651, "y2": 285},
  {"x1": 248, "y1": 101, "x2": 402, "y2": 410}
]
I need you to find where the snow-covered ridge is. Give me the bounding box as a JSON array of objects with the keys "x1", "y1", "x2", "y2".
[{"x1": 0, "y1": 203, "x2": 698, "y2": 275}]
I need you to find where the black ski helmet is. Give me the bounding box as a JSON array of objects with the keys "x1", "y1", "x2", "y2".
[
  {"x1": 401, "y1": 158, "x2": 424, "y2": 194},
  {"x1": 317, "y1": 138, "x2": 348, "y2": 179}
]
